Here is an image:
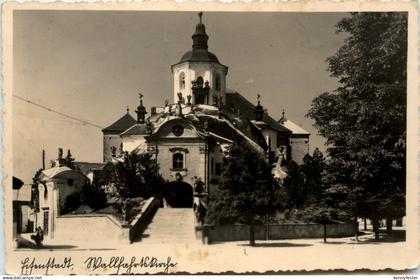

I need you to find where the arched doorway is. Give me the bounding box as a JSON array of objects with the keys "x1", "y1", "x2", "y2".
[{"x1": 163, "y1": 181, "x2": 193, "y2": 208}]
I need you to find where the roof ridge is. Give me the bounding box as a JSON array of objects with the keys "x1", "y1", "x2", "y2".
[{"x1": 103, "y1": 112, "x2": 137, "y2": 133}]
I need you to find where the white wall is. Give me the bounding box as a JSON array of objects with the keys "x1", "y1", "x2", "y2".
[
  {"x1": 173, "y1": 62, "x2": 227, "y2": 105},
  {"x1": 37, "y1": 177, "x2": 84, "y2": 239},
  {"x1": 103, "y1": 134, "x2": 122, "y2": 162},
  {"x1": 290, "y1": 136, "x2": 309, "y2": 165},
  {"x1": 121, "y1": 135, "x2": 147, "y2": 153},
  {"x1": 55, "y1": 215, "x2": 127, "y2": 243},
  {"x1": 262, "y1": 129, "x2": 278, "y2": 152}
]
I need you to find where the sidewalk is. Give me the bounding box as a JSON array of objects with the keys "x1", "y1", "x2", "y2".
[{"x1": 14, "y1": 227, "x2": 405, "y2": 251}]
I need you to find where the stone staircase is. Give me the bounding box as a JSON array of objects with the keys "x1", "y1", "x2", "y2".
[{"x1": 140, "y1": 208, "x2": 201, "y2": 245}]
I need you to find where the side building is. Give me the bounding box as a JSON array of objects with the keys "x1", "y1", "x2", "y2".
[{"x1": 102, "y1": 109, "x2": 137, "y2": 162}]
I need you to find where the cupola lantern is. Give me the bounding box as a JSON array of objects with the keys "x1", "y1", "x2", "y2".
[
  {"x1": 171, "y1": 12, "x2": 228, "y2": 107},
  {"x1": 255, "y1": 94, "x2": 264, "y2": 121},
  {"x1": 135, "y1": 93, "x2": 147, "y2": 124}
]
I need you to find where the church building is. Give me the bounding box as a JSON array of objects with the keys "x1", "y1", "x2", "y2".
[{"x1": 102, "y1": 13, "x2": 310, "y2": 207}]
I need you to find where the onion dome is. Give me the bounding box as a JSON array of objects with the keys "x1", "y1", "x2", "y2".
[{"x1": 176, "y1": 12, "x2": 220, "y2": 64}]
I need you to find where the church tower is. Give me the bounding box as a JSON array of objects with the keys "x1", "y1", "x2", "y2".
[{"x1": 171, "y1": 12, "x2": 228, "y2": 106}]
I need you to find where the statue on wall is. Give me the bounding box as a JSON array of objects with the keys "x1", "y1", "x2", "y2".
[
  {"x1": 177, "y1": 92, "x2": 183, "y2": 104},
  {"x1": 213, "y1": 93, "x2": 220, "y2": 106},
  {"x1": 203, "y1": 120, "x2": 209, "y2": 134},
  {"x1": 146, "y1": 118, "x2": 153, "y2": 134},
  {"x1": 277, "y1": 145, "x2": 287, "y2": 166},
  {"x1": 111, "y1": 146, "x2": 117, "y2": 157},
  {"x1": 193, "y1": 177, "x2": 205, "y2": 194},
  {"x1": 175, "y1": 172, "x2": 183, "y2": 182},
  {"x1": 191, "y1": 76, "x2": 209, "y2": 105},
  {"x1": 119, "y1": 143, "x2": 123, "y2": 156}
]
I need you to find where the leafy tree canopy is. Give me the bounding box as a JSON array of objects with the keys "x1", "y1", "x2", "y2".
[
  {"x1": 207, "y1": 141, "x2": 285, "y2": 225},
  {"x1": 109, "y1": 151, "x2": 165, "y2": 200},
  {"x1": 307, "y1": 12, "x2": 407, "y2": 222},
  {"x1": 283, "y1": 148, "x2": 326, "y2": 209}
]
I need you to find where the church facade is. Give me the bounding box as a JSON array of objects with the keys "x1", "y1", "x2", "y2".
[{"x1": 102, "y1": 13, "x2": 310, "y2": 206}]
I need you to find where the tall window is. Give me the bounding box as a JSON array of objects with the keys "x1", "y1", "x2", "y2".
[
  {"x1": 173, "y1": 153, "x2": 184, "y2": 170},
  {"x1": 214, "y1": 74, "x2": 221, "y2": 91},
  {"x1": 179, "y1": 72, "x2": 185, "y2": 90}
]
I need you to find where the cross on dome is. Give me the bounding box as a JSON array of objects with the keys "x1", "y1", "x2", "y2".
[
  {"x1": 279, "y1": 109, "x2": 288, "y2": 124},
  {"x1": 198, "y1": 12, "x2": 203, "y2": 24}
]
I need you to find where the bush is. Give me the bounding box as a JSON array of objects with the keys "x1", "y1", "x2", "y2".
[
  {"x1": 82, "y1": 183, "x2": 107, "y2": 210},
  {"x1": 63, "y1": 192, "x2": 82, "y2": 214}
]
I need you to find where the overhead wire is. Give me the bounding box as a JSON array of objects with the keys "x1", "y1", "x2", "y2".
[{"x1": 13, "y1": 94, "x2": 103, "y2": 129}]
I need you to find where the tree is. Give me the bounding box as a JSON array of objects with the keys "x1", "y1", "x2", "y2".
[
  {"x1": 299, "y1": 205, "x2": 334, "y2": 243},
  {"x1": 283, "y1": 161, "x2": 306, "y2": 208},
  {"x1": 283, "y1": 148, "x2": 325, "y2": 209},
  {"x1": 82, "y1": 180, "x2": 107, "y2": 210},
  {"x1": 110, "y1": 151, "x2": 165, "y2": 200},
  {"x1": 302, "y1": 148, "x2": 325, "y2": 203},
  {"x1": 31, "y1": 169, "x2": 44, "y2": 213},
  {"x1": 63, "y1": 149, "x2": 75, "y2": 169},
  {"x1": 307, "y1": 13, "x2": 407, "y2": 239},
  {"x1": 206, "y1": 141, "x2": 284, "y2": 246}
]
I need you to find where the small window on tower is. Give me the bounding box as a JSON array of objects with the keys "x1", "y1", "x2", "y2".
[
  {"x1": 215, "y1": 74, "x2": 221, "y2": 91},
  {"x1": 179, "y1": 72, "x2": 185, "y2": 90}
]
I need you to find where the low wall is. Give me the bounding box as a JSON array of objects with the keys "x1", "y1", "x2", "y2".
[
  {"x1": 55, "y1": 214, "x2": 129, "y2": 243},
  {"x1": 55, "y1": 197, "x2": 160, "y2": 244},
  {"x1": 204, "y1": 223, "x2": 356, "y2": 243},
  {"x1": 129, "y1": 197, "x2": 160, "y2": 243}
]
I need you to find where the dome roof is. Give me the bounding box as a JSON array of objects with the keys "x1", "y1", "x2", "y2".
[
  {"x1": 173, "y1": 12, "x2": 224, "y2": 67},
  {"x1": 178, "y1": 49, "x2": 220, "y2": 64}
]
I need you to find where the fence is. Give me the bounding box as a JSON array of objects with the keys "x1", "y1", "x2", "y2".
[{"x1": 203, "y1": 223, "x2": 356, "y2": 244}]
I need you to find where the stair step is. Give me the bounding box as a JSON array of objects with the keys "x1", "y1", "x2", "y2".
[{"x1": 141, "y1": 208, "x2": 200, "y2": 244}]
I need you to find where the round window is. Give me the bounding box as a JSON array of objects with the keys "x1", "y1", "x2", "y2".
[{"x1": 172, "y1": 125, "x2": 184, "y2": 137}]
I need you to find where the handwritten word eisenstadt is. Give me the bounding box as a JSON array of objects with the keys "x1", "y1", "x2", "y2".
[
  {"x1": 20, "y1": 257, "x2": 73, "y2": 275},
  {"x1": 84, "y1": 256, "x2": 177, "y2": 274}
]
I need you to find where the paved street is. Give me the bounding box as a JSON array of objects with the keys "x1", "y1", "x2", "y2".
[
  {"x1": 12, "y1": 208, "x2": 411, "y2": 273},
  {"x1": 12, "y1": 225, "x2": 412, "y2": 273}
]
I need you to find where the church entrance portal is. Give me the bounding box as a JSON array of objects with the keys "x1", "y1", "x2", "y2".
[{"x1": 163, "y1": 181, "x2": 193, "y2": 208}]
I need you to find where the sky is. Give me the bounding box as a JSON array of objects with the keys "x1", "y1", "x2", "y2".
[{"x1": 13, "y1": 10, "x2": 348, "y2": 183}]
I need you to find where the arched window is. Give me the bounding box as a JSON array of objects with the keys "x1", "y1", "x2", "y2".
[
  {"x1": 179, "y1": 72, "x2": 185, "y2": 90},
  {"x1": 173, "y1": 153, "x2": 184, "y2": 170},
  {"x1": 214, "y1": 74, "x2": 221, "y2": 91},
  {"x1": 196, "y1": 76, "x2": 204, "y2": 87},
  {"x1": 43, "y1": 184, "x2": 48, "y2": 199}
]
